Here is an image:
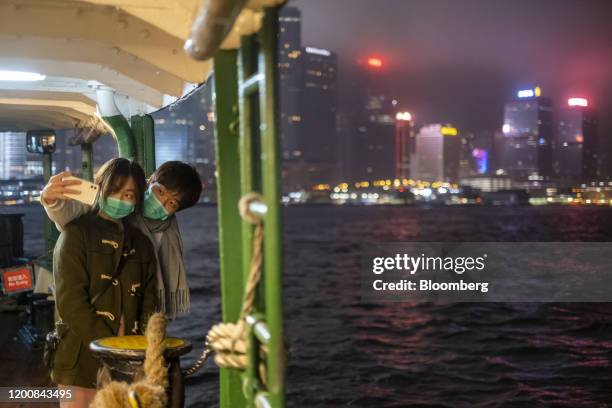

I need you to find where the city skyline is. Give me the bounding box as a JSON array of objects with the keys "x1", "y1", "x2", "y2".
[
  {"x1": 293, "y1": 0, "x2": 612, "y2": 174},
  {"x1": 2, "y1": 1, "x2": 612, "y2": 197}
]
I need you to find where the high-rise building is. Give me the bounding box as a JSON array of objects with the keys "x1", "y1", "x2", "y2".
[
  {"x1": 413, "y1": 124, "x2": 461, "y2": 182},
  {"x1": 395, "y1": 112, "x2": 413, "y2": 179},
  {"x1": 350, "y1": 94, "x2": 396, "y2": 182},
  {"x1": 0, "y1": 132, "x2": 26, "y2": 179},
  {"x1": 282, "y1": 46, "x2": 338, "y2": 191},
  {"x1": 279, "y1": 6, "x2": 303, "y2": 163},
  {"x1": 342, "y1": 55, "x2": 403, "y2": 183},
  {"x1": 150, "y1": 82, "x2": 215, "y2": 198},
  {"x1": 278, "y1": 7, "x2": 339, "y2": 192},
  {"x1": 301, "y1": 47, "x2": 337, "y2": 161},
  {"x1": 499, "y1": 87, "x2": 553, "y2": 182},
  {"x1": 555, "y1": 98, "x2": 598, "y2": 183}
]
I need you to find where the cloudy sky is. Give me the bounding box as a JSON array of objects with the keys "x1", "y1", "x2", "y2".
[{"x1": 292, "y1": 0, "x2": 612, "y2": 139}]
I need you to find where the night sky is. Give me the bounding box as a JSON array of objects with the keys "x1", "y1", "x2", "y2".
[{"x1": 292, "y1": 0, "x2": 612, "y2": 142}]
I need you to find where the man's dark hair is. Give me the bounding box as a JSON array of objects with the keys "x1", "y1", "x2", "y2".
[
  {"x1": 94, "y1": 158, "x2": 146, "y2": 211},
  {"x1": 150, "y1": 161, "x2": 202, "y2": 210}
]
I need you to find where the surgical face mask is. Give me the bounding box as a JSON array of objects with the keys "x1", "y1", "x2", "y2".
[
  {"x1": 99, "y1": 196, "x2": 135, "y2": 220},
  {"x1": 143, "y1": 186, "x2": 170, "y2": 220}
]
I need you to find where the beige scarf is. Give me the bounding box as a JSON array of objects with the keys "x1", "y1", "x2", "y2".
[{"x1": 131, "y1": 214, "x2": 190, "y2": 319}]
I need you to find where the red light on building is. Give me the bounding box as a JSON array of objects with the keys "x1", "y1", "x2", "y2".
[
  {"x1": 568, "y1": 97, "x2": 588, "y2": 107},
  {"x1": 576, "y1": 135, "x2": 584, "y2": 143},
  {"x1": 367, "y1": 57, "x2": 383, "y2": 68}
]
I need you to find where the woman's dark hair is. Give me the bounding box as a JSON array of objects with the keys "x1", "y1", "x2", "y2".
[
  {"x1": 94, "y1": 158, "x2": 146, "y2": 211},
  {"x1": 150, "y1": 161, "x2": 202, "y2": 210}
]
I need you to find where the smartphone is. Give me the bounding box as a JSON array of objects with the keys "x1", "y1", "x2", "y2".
[{"x1": 62, "y1": 176, "x2": 99, "y2": 206}]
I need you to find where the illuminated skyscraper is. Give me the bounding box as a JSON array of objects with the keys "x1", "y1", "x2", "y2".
[
  {"x1": 300, "y1": 47, "x2": 337, "y2": 163},
  {"x1": 0, "y1": 132, "x2": 26, "y2": 179},
  {"x1": 500, "y1": 87, "x2": 553, "y2": 182},
  {"x1": 395, "y1": 112, "x2": 413, "y2": 179},
  {"x1": 279, "y1": 6, "x2": 303, "y2": 162},
  {"x1": 278, "y1": 7, "x2": 338, "y2": 192},
  {"x1": 350, "y1": 94, "x2": 396, "y2": 181},
  {"x1": 555, "y1": 98, "x2": 598, "y2": 183},
  {"x1": 413, "y1": 124, "x2": 461, "y2": 182}
]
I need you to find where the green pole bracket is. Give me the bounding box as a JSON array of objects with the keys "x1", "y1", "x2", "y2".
[
  {"x1": 213, "y1": 50, "x2": 247, "y2": 408},
  {"x1": 102, "y1": 114, "x2": 136, "y2": 160}
]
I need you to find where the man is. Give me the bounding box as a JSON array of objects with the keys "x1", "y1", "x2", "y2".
[{"x1": 42, "y1": 161, "x2": 202, "y2": 318}]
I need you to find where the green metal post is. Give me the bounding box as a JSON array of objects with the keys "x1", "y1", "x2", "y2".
[
  {"x1": 238, "y1": 33, "x2": 260, "y2": 407},
  {"x1": 102, "y1": 114, "x2": 136, "y2": 160},
  {"x1": 81, "y1": 142, "x2": 94, "y2": 181},
  {"x1": 234, "y1": 7, "x2": 284, "y2": 406},
  {"x1": 207, "y1": 6, "x2": 284, "y2": 407},
  {"x1": 213, "y1": 50, "x2": 247, "y2": 408},
  {"x1": 257, "y1": 9, "x2": 285, "y2": 406}
]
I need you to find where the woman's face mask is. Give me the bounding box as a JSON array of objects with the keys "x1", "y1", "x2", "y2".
[
  {"x1": 99, "y1": 196, "x2": 135, "y2": 219},
  {"x1": 143, "y1": 185, "x2": 170, "y2": 220}
]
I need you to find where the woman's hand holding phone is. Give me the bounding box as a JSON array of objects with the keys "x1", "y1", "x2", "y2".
[{"x1": 41, "y1": 171, "x2": 84, "y2": 206}]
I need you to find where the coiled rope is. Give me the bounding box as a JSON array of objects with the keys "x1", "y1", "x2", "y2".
[{"x1": 183, "y1": 192, "x2": 265, "y2": 377}]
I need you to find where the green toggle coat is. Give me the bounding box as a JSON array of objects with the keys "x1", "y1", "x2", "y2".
[{"x1": 51, "y1": 211, "x2": 157, "y2": 388}]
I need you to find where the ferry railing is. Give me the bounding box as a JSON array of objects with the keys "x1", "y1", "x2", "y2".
[{"x1": 213, "y1": 6, "x2": 285, "y2": 408}]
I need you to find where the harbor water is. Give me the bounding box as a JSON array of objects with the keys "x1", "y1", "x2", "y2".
[{"x1": 7, "y1": 204, "x2": 612, "y2": 407}]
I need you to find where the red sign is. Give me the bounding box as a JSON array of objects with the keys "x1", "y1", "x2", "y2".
[{"x1": 2, "y1": 266, "x2": 33, "y2": 294}]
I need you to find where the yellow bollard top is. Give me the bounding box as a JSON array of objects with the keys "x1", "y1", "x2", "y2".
[{"x1": 90, "y1": 335, "x2": 192, "y2": 360}]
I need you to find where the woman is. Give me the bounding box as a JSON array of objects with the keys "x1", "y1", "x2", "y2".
[{"x1": 51, "y1": 158, "x2": 158, "y2": 408}]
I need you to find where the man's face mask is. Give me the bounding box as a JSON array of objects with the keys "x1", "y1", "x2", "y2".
[
  {"x1": 99, "y1": 196, "x2": 135, "y2": 220},
  {"x1": 143, "y1": 185, "x2": 170, "y2": 220}
]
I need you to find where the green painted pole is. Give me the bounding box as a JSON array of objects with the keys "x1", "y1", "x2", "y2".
[
  {"x1": 258, "y1": 8, "x2": 285, "y2": 406},
  {"x1": 102, "y1": 114, "x2": 136, "y2": 160},
  {"x1": 238, "y1": 33, "x2": 260, "y2": 407},
  {"x1": 212, "y1": 50, "x2": 247, "y2": 408}
]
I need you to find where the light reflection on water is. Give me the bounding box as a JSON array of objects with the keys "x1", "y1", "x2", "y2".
[{"x1": 281, "y1": 206, "x2": 612, "y2": 407}]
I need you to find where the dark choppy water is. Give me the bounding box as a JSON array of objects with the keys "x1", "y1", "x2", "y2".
[{"x1": 6, "y1": 204, "x2": 612, "y2": 407}]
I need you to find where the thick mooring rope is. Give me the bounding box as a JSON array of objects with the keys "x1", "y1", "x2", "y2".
[{"x1": 182, "y1": 192, "x2": 265, "y2": 376}]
